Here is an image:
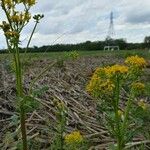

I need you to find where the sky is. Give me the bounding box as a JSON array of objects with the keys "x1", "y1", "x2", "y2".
[{"x1": 0, "y1": 0, "x2": 150, "y2": 48}]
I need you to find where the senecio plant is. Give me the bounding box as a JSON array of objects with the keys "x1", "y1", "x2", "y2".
[
  {"x1": 64, "y1": 131, "x2": 84, "y2": 150},
  {"x1": 87, "y1": 55, "x2": 148, "y2": 150},
  {"x1": 51, "y1": 99, "x2": 84, "y2": 150},
  {"x1": 51, "y1": 99, "x2": 68, "y2": 149},
  {"x1": 0, "y1": 0, "x2": 43, "y2": 150}
]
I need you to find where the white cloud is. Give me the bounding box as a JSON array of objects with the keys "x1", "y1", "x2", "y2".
[{"x1": 0, "y1": 0, "x2": 150, "y2": 48}]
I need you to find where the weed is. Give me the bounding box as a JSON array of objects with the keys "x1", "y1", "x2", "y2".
[{"x1": 86, "y1": 55, "x2": 148, "y2": 149}]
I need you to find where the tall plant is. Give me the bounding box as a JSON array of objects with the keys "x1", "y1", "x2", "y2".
[
  {"x1": 0, "y1": 1, "x2": 43, "y2": 150},
  {"x1": 86, "y1": 55, "x2": 147, "y2": 149}
]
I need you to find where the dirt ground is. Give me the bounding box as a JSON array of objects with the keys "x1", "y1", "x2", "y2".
[{"x1": 0, "y1": 55, "x2": 150, "y2": 149}]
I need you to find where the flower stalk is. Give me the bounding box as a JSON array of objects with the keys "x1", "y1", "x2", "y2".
[
  {"x1": 0, "y1": 1, "x2": 43, "y2": 149},
  {"x1": 15, "y1": 45, "x2": 27, "y2": 150},
  {"x1": 86, "y1": 55, "x2": 147, "y2": 149},
  {"x1": 114, "y1": 76, "x2": 122, "y2": 150}
]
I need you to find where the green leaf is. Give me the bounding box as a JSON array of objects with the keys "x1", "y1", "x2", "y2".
[
  {"x1": 32, "y1": 86, "x2": 49, "y2": 97},
  {"x1": 23, "y1": 95, "x2": 40, "y2": 113}
]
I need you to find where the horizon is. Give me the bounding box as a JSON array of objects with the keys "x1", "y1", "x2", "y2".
[{"x1": 0, "y1": 38, "x2": 146, "y2": 51}]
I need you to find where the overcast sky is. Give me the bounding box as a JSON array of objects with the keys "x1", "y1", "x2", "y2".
[{"x1": 0, "y1": 0, "x2": 150, "y2": 48}]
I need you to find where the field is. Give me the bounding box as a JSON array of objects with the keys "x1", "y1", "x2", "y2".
[
  {"x1": 0, "y1": 50, "x2": 150, "y2": 149},
  {"x1": 1, "y1": 49, "x2": 150, "y2": 60}
]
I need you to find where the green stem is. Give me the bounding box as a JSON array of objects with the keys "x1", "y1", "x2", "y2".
[
  {"x1": 59, "y1": 108, "x2": 66, "y2": 150},
  {"x1": 60, "y1": 118, "x2": 64, "y2": 150},
  {"x1": 24, "y1": 21, "x2": 38, "y2": 55},
  {"x1": 14, "y1": 45, "x2": 28, "y2": 150},
  {"x1": 121, "y1": 92, "x2": 134, "y2": 146},
  {"x1": 1, "y1": 0, "x2": 13, "y2": 31},
  {"x1": 114, "y1": 76, "x2": 122, "y2": 150},
  {"x1": 20, "y1": 106, "x2": 28, "y2": 150}
]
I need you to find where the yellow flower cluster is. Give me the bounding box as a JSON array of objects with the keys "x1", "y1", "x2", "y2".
[
  {"x1": 125, "y1": 55, "x2": 147, "y2": 68},
  {"x1": 10, "y1": 12, "x2": 31, "y2": 23},
  {"x1": 0, "y1": 21, "x2": 10, "y2": 32},
  {"x1": 86, "y1": 69, "x2": 100, "y2": 92},
  {"x1": 24, "y1": 0, "x2": 36, "y2": 6},
  {"x1": 86, "y1": 65, "x2": 128, "y2": 96},
  {"x1": 104, "y1": 64, "x2": 129, "y2": 77},
  {"x1": 132, "y1": 82, "x2": 145, "y2": 91},
  {"x1": 2, "y1": 0, "x2": 36, "y2": 8},
  {"x1": 138, "y1": 99, "x2": 147, "y2": 110},
  {"x1": 68, "y1": 50, "x2": 79, "y2": 60},
  {"x1": 86, "y1": 68, "x2": 114, "y2": 95},
  {"x1": 65, "y1": 131, "x2": 83, "y2": 144},
  {"x1": 86, "y1": 55, "x2": 147, "y2": 98},
  {"x1": 2, "y1": 0, "x2": 12, "y2": 7},
  {"x1": 5, "y1": 31, "x2": 19, "y2": 37}
]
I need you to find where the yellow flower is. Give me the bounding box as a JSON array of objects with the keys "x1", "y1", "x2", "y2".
[
  {"x1": 118, "y1": 110, "x2": 123, "y2": 116},
  {"x1": 125, "y1": 55, "x2": 147, "y2": 68},
  {"x1": 24, "y1": 0, "x2": 36, "y2": 6},
  {"x1": 65, "y1": 131, "x2": 83, "y2": 144},
  {"x1": 104, "y1": 64, "x2": 128, "y2": 77},
  {"x1": 9, "y1": 12, "x2": 31, "y2": 24},
  {"x1": 99, "y1": 79, "x2": 115, "y2": 92},
  {"x1": 86, "y1": 67, "x2": 114, "y2": 96},
  {"x1": 132, "y1": 82, "x2": 145, "y2": 91},
  {"x1": 118, "y1": 110, "x2": 124, "y2": 120},
  {"x1": 138, "y1": 99, "x2": 147, "y2": 110},
  {"x1": 5, "y1": 31, "x2": 19, "y2": 37},
  {"x1": 3, "y1": 0, "x2": 36, "y2": 7},
  {"x1": 86, "y1": 65, "x2": 128, "y2": 97},
  {"x1": 3, "y1": 0, "x2": 13, "y2": 7},
  {"x1": 86, "y1": 68, "x2": 101, "y2": 92},
  {"x1": 10, "y1": 15, "x2": 21, "y2": 23},
  {"x1": 0, "y1": 21, "x2": 10, "y2": 32},
  {"x1": 57, "y1": 101, "x2": 65, "y2": 110},
  {"x1": 67, "y1": 50, "x2": 79, "y2": 59}
]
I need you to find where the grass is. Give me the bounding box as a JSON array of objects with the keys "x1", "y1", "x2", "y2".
[
  {"x1": 1, "y1": 49, "x2": 150, "y2": 61},
  {"x1": 19, "y1": 49, "x2": 150, "y2": 60}
]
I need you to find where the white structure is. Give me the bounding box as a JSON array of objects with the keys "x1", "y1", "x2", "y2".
[{"x1": 104, "y1": 46, "x2": 119, "y2": 51}]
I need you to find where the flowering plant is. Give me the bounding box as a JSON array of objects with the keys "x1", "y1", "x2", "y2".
[
  {"x1": 0, "y1": 1, "x2": 44, "y2": 149},
  {"x1": 86, "y1": 55, "x2": 147, "y2": 150}
]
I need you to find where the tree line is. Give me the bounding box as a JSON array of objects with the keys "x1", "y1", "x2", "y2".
[{"x1": 0, "y1": 36, "x2": 150, "y2": 53}]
